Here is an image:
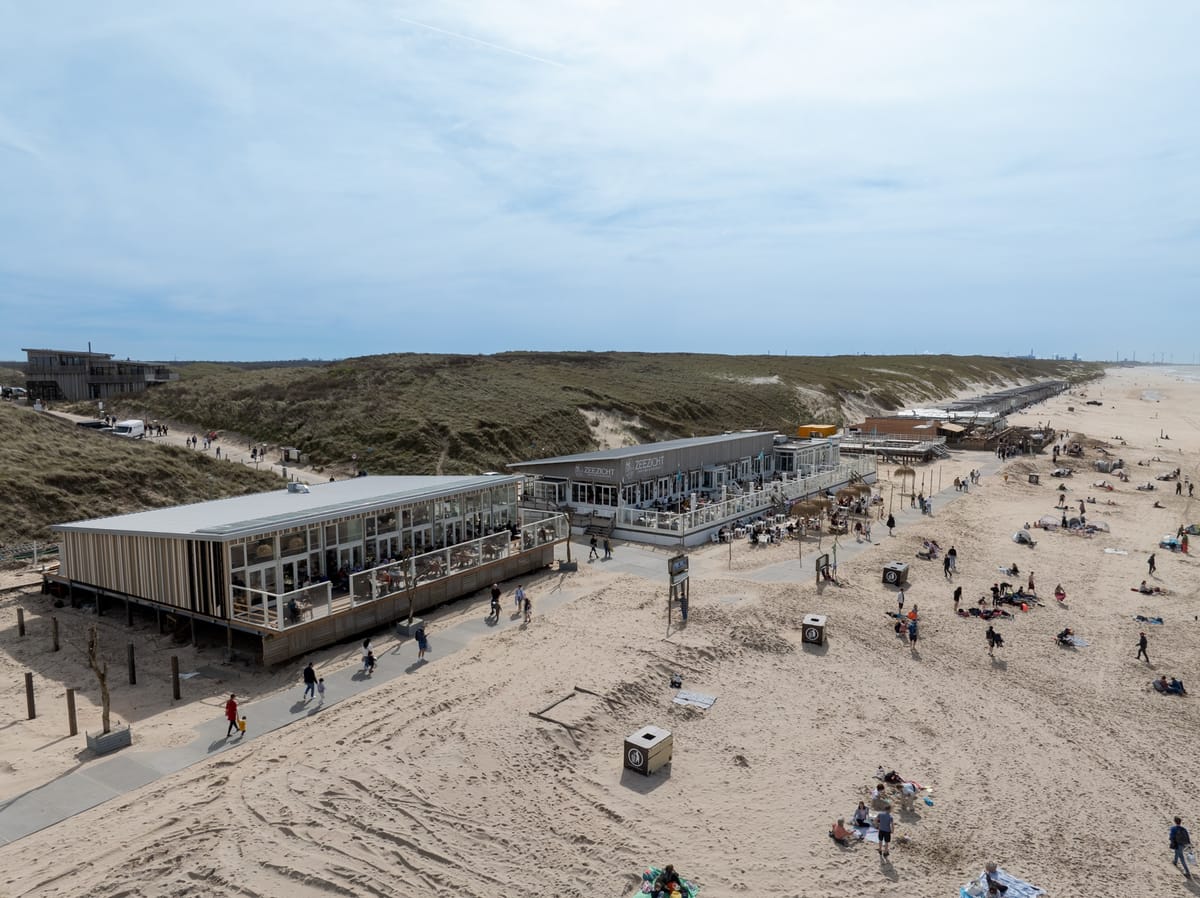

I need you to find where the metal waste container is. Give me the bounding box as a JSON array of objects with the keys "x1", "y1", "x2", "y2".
[
  {"x1": 624, "y1": 726, "x2": 672, "y2": 775},
  {"x1": 882, "y1": 561, "x2": 909, "y2": 585},
  {"x1": 802, "y1": 614, "x2": 827, "y2": 646},
  {"x1": 1028, "y1": 473, "x2": 1040, "y2": 484}
]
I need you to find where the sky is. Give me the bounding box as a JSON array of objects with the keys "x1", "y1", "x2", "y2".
[{"x1": 1, "y1": 1, "x2": 1197, "y2": 363}]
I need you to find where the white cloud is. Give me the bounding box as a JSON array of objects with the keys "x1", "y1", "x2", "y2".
[{"x1": 1, "y1": 0, "x2": 1198, "y2": 360}]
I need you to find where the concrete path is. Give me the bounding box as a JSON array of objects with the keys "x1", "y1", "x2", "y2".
[{"x1": 0, "y1": 454, "x2": 1006, "y2": 845}]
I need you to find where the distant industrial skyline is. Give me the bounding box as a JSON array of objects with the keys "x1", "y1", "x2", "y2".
[{"x1": 1, "y1": 3, "x2": 1197, "y2": 362}]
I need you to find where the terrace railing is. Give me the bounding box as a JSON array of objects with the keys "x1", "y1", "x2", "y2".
[
  {"x1": 616, "y1": 457, "x2": 877, "y2": 535},
  {"x1": 230, "y1": 512, "x2": 569, "y2": 631}
]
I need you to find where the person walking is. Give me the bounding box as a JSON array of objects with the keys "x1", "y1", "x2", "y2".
[
  {"x1": 488, "y1": 588, "x2": 501, "y2": 621},
  {"x1": 415, "y1": 625, "x2": 429, "y2": 660},
  {"x1": 1148, "y1": 553, "x2": 1157, "y2": 575},
  {"x1": 896, "y1": 588, "x2": 905, "y2": 615},
  {"x1": 603, "y1": 537, "x2": 612, "y2": 560},
  {"x1": 986, "y1": 626, "x2": 1003, "y2": 658},
  {"x1": 361, "y1": 638, "x2": 373, "y2": 672},
  {"x1": 943, "y1": 554, "x2": 952, "y2": 580},
  {"x1": 224, "y1": 694, "x2": 239, "y2": 738},
  {"x1": 523, "y1": 592, "x2": 533, "y2": 623},
  {"x1": 953, "y1": 585, "x2": 962, "y2": 612},
  {"x1": 302, "y1": 661, "x2": 318, "y2": 700},
  {"x1": 316, "y1": 678, "x2": 326, "y2": 704},
  {"x1": 588, "y1": 535, "x2": 599, "y2": 561},
  {"x1": 886, "y1": 513, "x2": 896, "y2": 536},
  {"x1": 947, "y1": 545, "x2": 957, "y2": 572},
  {"x1": 514, "y1": 583, "x2": 526, "y2": 614},
  {"x1": 1137, "y1": 632, "x2": 1151, "y2": 663},
  {"x1": 907, "y1": 618, "x2": 918, "y2": 649},
  {"x1": 1170, "y1": 816, "x2": 1192, "y2": 878}
]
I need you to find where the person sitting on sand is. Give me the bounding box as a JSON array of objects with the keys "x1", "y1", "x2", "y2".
[
  {"x1": 1159, "y1": 677, "x2": 1188, "y2": 696},
  {"x1": 1056, "y1": 627, "x2": 1074, "y2": 646},
  {"x1": 883, "y1": 769, "x2": 904, "y2": 785},
  {"x1": 650, "y1": 865, "x2": 682, "y2": 898},
  {"x1": 984, "y1": 862, "x2": 1009, "y2": 896},
  {"x1": 871, "y1": 783, "x2": 888, "y2": 808},
  {"x1": 1054, "y1": 584, "x2": 1067, "y2": 602},
  {"x1": 830, "y1": 818, "x2": 859, "y2": 846},
  {"x1": 852, "y1": 802, "x2": 871, "y2": 827}
]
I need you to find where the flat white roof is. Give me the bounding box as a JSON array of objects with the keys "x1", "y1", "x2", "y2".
[{"x1": 53, "y1": 474, "x2": 521, "y2": 541}]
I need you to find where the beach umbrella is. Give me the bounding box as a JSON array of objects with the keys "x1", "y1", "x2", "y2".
[{"x1": 835, "y1": 488, "x2": 856, "y2": 502}]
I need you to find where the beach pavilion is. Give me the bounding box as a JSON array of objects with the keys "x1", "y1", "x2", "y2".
[
  {"x1": 509, "y1": 431, "x2": 875, "y2": 547},
  {"x1": 49, "y1": 475, "x2": 567, "y2": 664}
]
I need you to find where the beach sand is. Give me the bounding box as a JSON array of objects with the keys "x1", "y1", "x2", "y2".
[{"x1": 0, "y1": 364, "x2": 1197, "y2": 897}]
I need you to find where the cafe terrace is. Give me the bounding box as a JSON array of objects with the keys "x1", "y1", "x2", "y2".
[
  {"x1": 51, "y1": 474, "x2": 567, "y2": 664},
  {"x1": 510, "y1": 431, "x2": 875, "y2": 547}
]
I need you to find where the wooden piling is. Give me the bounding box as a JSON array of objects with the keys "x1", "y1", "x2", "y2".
[
  {"x1": 171, "y1": 655, "x2": 181, "y2": 700},
  {"x1": 25, "y1": 672, "x2": 35, "y2": 720},
  {"x1": 66, "y1": 688, "x2": 78, "y2": 736},
  {"x1": 127, "y1": 643, "x2": 137, "y2": 685},
  {"x1": 17, "y1": 608, "x2": 24, "y2": 637},
  {"x1": 51, "y1": 616, "x2": 60, "y2": 652}
]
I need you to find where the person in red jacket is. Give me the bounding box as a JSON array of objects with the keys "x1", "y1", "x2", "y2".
[{"x1": 224, "y1": 694, "x2": 239, "y2": 738}]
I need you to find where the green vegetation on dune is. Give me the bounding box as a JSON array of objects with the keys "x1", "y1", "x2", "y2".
[
  {"x1": 104, "y1": 353, "x2": 1101, "y2": 480},
  {"x1": 0, "y1": 405, "x2": 283, "y2": 545}
]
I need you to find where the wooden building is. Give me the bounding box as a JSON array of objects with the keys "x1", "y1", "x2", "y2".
[
  {"x1": 51, "y1": 475, "x2": 566, "y2": 664},
  {"x1": 22, "y1": 348, "x2": 177, "y2": 402}
]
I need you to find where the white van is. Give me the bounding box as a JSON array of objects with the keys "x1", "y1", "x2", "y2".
[{"x1": 113, "y1": 419, "x2": 146, "y2": 439}]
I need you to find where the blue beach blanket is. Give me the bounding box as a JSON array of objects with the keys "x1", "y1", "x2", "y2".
[{"x1": 959, "y1": 868, "x2": 1044, "y2": 898}]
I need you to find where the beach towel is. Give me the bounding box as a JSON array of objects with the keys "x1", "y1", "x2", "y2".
[
  {"x1": 673, "y1": 691, "x2": 717, "y2": 711},
  {"x1": 850, "y1": 822, "x2": 880, "y2": 843},
  {"x1": 959, "y1": 867, "x2": 1045, "y2": 898},
  {"x1": 1069, "y1": 636, "x2": 1089, "y2": 648},
  {"x1": 640, "y1": 867, "x2": 700, "y2": 897},
  {"x1": 1103, "y1": 548, "x2": 1128, "y2": 555}
]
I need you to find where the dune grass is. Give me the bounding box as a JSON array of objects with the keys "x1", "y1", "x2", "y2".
[
  {"x1": 0, "y1": 404, "x2": 282, "y2": 545},
  {"x1": 96, "y1": 352, "x2": 1101, "y2": 481}
]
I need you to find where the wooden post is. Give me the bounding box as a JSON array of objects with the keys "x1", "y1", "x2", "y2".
[
  {"x1": 66, "y1": 688, "x2": 78, "y2": 736},
  {"x1": 171, "y1": 655, "x2": 181, "y2": 700},
  {"x1": 25, "y1": 672, "x2": 35, "y2": 719},
  {"x1": 127, "y1": 643, "x2": 137, "y2": 685},
  {"x1": 17, "y1": 608, "x2": 25, "y2": 637},
  {"x1": 51, "y1": 616, "x2": 60, "y2": 652}
]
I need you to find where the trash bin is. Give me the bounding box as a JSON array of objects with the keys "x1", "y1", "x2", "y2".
[
  {"x1": 624, "y1": 726, "x2": 672, "y2": 775},
  {"x1": 1028, "y1": 473, "x2": 1040, "y2": 484},
  {"x1": 802, "y1": 614, "x2": 827, "y2": 646},
  {"x1": 882, "y1": 561, "x2": 909, "y2": 585}
]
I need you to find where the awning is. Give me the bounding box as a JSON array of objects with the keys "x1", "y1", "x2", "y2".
[{"x1": 938, "y1": 423, "x2": 966, "y2": 433}]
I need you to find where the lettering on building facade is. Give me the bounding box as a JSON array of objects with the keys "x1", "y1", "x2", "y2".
[{"x1": 624, "y1": 455, "x2": 665, "y2": 478}]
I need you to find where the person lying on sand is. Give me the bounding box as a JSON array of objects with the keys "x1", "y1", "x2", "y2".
[{"x1": 1135, "y1": 581, "x2": 1168, "y2": 596}]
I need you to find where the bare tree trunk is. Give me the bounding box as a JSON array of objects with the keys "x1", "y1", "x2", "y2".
[{"x1": 86, "y1": 625, "x2": 111, "y2": 734}]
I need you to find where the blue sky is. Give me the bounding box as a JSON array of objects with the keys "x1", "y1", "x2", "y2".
[{"x1": 1, "y1": 2, "x2": 1197, "y2": 363}]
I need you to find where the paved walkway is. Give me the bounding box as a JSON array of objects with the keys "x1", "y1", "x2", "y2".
[{"x1": 0, "y1": 454, "x2": 1006, "y2": 845}]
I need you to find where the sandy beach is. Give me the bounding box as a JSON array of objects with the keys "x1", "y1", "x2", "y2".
[{"x1": 1, "y1": 364, "x2": 1197, "y2": 897}]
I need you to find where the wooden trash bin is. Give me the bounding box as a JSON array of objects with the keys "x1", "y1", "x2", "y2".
[
  {"x1": 802, "y1": 614, "x2": 827, "y2": 646},
  {"x1": 624, "y1": 725, "x2": 672, "y2": 775},
  {"x1": 882, "y1": 561, "x2": 909, "y2": 585}
]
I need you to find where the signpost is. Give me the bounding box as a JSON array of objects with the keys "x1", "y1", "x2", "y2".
[{"x1": 667, "y1": 554, "x2": 690, "y2": 634}]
